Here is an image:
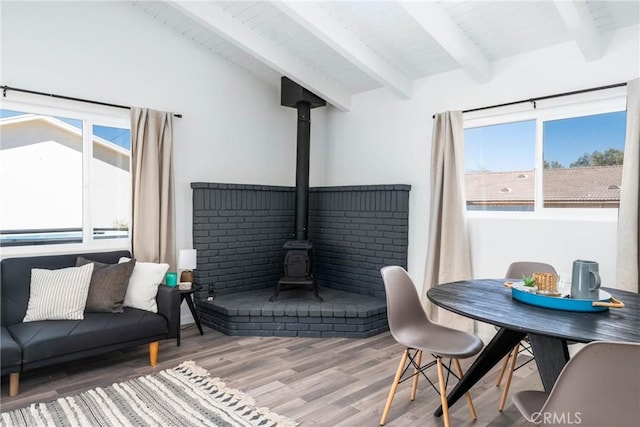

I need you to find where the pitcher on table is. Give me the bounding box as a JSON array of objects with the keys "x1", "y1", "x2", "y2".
[{"x1": 571, "y1": 260, "x2": 601, "y2": 300}]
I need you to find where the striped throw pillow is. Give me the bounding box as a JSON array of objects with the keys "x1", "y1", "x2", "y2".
[{"x1": 23, "y1": 263, "x2": 95, "y2": 322}]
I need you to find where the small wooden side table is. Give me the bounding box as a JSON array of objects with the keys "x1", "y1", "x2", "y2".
[{"x1": 177, "y1": 284, "x2": 204, "y2": 346}]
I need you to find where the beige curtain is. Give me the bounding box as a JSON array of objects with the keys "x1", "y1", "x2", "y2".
[
  {"x1": 616, "y1": 78, "x2": 639, "y2": 293},
  {"x1": 424, "y1": 111, "x2": 474, "y2": 332},
  {"x1": 130, "y1": 107, "x2": 176, "y2": 269}
]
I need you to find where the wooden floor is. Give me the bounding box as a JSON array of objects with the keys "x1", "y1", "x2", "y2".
[{"x1": 0, "y1": 324, "x2": 541, "y2": 426}]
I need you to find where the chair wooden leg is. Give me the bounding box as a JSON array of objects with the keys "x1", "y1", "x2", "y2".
[
  {"x1": 499, "y1": 344, "x2": 520, "y2": 411},
  {"x1": 9, "y1": 372, "x2": 19, "y2": 397},
  {"x1": 149, "y1": 341, "x2": 159, "y2": 367},
  {"x1": 436, "y1": 357, "x2": 451, "y2": 427},
  {"x1": 410, "y1": 350, "x2": 422, "y2": 401},
  {"x1": 453, "y1": 358, "x2": 477, "y2": 420},
  {"x1": 380, "y1": 348, "x2": 409, "y2": 426},
  {"x1": 496, "y1": 351, "x2": 511, "y2": 386}
]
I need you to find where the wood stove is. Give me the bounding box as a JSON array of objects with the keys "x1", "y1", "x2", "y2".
[{"x1": 270, "y1": 77, "x2": 325, "y2": 302}]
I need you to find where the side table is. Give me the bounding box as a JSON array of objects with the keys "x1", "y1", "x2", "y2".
[{"x1": 177, "y1": 284, "x2": 204, "y2": 346}]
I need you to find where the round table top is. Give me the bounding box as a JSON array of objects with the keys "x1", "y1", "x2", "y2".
[
  {"x1": 427, "y1": 279, "x2": 640, "y2": 344},
  {"x1": 179, "y1": 283, "x2": 202, "y2": 294}
]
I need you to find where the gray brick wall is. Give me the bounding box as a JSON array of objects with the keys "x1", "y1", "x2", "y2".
[
  {"x1": 192, "y1": 183, "x2": 294, "y2": 295},
  {"x1": 191, "y1": 183, "x2": 410, "y2": 297},
  {"x1": 309, "y1": 185, "x2": 410, "y2": 298}
]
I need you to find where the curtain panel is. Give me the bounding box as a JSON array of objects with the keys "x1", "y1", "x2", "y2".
[
  {"x1": 616, "y1": 78, "x2": 639, "y2": 293},
  {"x1": 130, "y1": 107, "x2": 176, "y2": 270},
  {"x1": 424, "y1": 111, "x2": 474, "y2": 332}
]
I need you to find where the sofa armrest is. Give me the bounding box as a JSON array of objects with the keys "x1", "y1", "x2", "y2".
[{"x1": 156, "y1": 285, "x2": 180, "y2": 339}]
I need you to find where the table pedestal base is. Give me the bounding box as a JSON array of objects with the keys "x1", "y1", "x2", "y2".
[
  {"x1": 528, "y1": 334, "x2": 570, "y2": 391},
  {"x1": 434, "y1": 328, "x2": 571, "y2": 416}
]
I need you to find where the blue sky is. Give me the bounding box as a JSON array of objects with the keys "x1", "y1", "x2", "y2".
[
  {"x1": 464, "y1": 120, "x2": 535, "y2": 172},
  {"x1": 543, "y1": 111, "x2": 626, "y2": 167},
  {"x1": 93, "y1": 125, "x2": 131, "y2": 150},
  {"x1": 464, "y1": 111, "x2": 626, "y2": 172},
  {"x1": 1, "y1": 109, "x2": 131, "y2": 150}
]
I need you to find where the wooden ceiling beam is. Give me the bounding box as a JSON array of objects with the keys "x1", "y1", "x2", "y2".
[
  {"x1": 400, "y1": 1, "x2": 491, "y2": 84},
  {"x1": 273, "y1": 1, "x2": 413, "y2": 100},
  {"x1": 553, "y1": 0, "x2": 603, "y2": 61},
  {"x1": 167, "y1": 1, "x2": 352, "y2": 111}
]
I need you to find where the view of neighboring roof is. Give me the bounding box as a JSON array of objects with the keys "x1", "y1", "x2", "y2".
[
  {"x1": 465, "y1": 165, "x2": 623, "y2": 203},
  {"x1": 465, "y1": 170, "x2": 533, "y2": 202},
  {"x1": 0, "y1": 113, "x2": 129, "y2": 155},
  {"x1": 543, "y1": 165, "x2": 622, "y2": 201}
]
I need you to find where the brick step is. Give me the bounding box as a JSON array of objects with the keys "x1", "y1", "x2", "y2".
[{"x1": 195, "y1": 287, "x2": 388, "y2": 338}]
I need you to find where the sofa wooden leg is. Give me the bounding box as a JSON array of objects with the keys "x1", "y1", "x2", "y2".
[
  {"x1": 9, "y1": 372, "x2": 19, "y2": 397},
  {"x1": 149, "y1": 341, "x2": 159, "y2": 367}
]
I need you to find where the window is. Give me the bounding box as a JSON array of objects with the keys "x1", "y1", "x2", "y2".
[
  {"x1": 0, "y1": 105, "x2": 131, "y2": 248},
  {"x1": 542, "y1": 111, "x2": 626, "y2": 208},
  {"x1": 464, "y1": 96, "x2": 627, "y2": 214},
  {"x1": 464, "y1": 120, "x2": 536, "y2": 211}
]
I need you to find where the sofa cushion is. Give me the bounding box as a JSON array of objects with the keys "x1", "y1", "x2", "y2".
[
  {"x1": 8, "y1": 309, "x2": 168, "y2": 365},
  {"x1": 76, "y1": 257, "x2": 136, "y2": 313},
  {"x1": 121, "y1": 258, "x2": 169, "y2": 313},
  {"x1": 1, "y1": 327, "x2": 21, "y2": 373},
  {"x1": 1, "y1": 251, "x2": 131, "y2": 327},
  {"x1": 23, "y1": 264, "x2": 94, "y2": 322}
]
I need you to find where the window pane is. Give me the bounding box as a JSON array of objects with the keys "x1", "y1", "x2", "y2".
[
  {"x1": 0, "y1": 110, "x2": 83, "y2": 245},
  {"x1": 92, "y1": 125, "x2": 131, "y2": 240},
  {"x1": 543, "y1": 111, "x2": 626, "y2": 208},
  {"x1": 464, "y1": 120, "x2": 536, "y2": 211}
]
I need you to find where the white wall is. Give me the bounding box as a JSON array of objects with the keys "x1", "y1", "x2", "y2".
[
  {"x1": 323, "y1": 25, "x2": 639, "y2": 295},
  {"x1": 0, "y1": 1, "x2": 328, "y2": 257}
]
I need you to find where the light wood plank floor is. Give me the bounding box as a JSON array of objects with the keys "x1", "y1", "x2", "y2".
[{"x1": 1, "y1": 324, "x2": 542, "y2": 426}]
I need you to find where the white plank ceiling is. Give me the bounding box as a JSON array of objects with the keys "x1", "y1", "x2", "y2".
[{"x1": 131, "y1": 0, "x2": 639, "y2": 111}]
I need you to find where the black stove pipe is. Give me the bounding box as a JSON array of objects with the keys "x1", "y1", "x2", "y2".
[
  {"x1": 280, "y1": 77, "x2": 325, "y2": 241},
  {"x1": 295, "y1": 102, "x2": 311, "y2": 240}
]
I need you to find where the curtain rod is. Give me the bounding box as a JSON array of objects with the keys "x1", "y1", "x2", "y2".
[
  {"x1": 432, "y1": 82, "x2": 627, "y2": 118},
  {"x1": 1, "y1": 85, "x2": 183, "y2": 118}
]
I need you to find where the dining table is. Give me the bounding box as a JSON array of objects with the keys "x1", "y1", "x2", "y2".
[{"x1": 427, "y1": 278, "x2": 640, "y2": 417}]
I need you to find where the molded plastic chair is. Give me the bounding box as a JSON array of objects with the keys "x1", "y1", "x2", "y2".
[
  {"x1": 496, "y1": 261, "x2": 557, "y2": 411},
  {"x1": 512, "y1": 341, "x2": 640, "y2": 426},
  {"x1": 379, "y1": 266, "x2": 484, "y2": 427}
]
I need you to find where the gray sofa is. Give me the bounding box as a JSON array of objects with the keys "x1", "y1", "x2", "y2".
[{"x1": 1, "y1": 250, "x2": 180, "y2": 396}]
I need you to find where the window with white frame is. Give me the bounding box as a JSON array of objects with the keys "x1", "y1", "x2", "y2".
[
  {"x1": 463, "y1": 95, "x2": 627, "y2": 214},
  {"x1": 0, "y1": 104, "x2": 131, "y2": 248}
]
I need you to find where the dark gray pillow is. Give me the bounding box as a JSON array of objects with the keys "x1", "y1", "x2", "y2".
[{"x1": 76, "y1": 257, "x2": 136, "y2": 313}]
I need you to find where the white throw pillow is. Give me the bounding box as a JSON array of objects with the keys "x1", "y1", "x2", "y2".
[
  {"x1": 120, "y1": 257, "x2": 169, "y2": 313},
  {"x1": 23, "y1": 263, "x2": 95, "y2": 322}
]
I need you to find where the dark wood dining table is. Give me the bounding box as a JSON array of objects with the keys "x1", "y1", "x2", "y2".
[{"x1": 427, "y1": 279, "x2": 640, "y2": 416}]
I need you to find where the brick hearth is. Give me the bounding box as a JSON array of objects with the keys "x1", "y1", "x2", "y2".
[
  {"x1": 195, "y1": 287, "x2": 387, "y2": 338},
  {"x1": 191, "y1": 183, "x2": 410, "y2": 338}
]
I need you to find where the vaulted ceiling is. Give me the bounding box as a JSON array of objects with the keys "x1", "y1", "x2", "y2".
[{"x1": 131, "y1": 1, "x2": 639, "y2": 111}]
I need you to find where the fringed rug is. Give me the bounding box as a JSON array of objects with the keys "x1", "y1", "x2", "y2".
[{"x1": 1, "y1": 361, "x2": 297, "y2": 427}]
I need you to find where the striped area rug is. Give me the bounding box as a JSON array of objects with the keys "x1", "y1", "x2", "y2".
[{"x1": 1, "y1": 361, "x2": 298, "y2": 427}]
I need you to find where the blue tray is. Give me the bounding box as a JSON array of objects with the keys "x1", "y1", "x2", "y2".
[{"x1": 511, "y1": 285, "x2": 619, "y2": 312}]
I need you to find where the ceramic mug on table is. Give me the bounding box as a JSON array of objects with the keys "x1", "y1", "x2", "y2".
[{"x1": 571, "y1": 260, "x2": 601, "y2": 300}]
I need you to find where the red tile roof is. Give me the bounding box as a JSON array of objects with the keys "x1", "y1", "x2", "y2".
[{"x1": 465, "y1": 165, "x2": 622, "y2": 203}]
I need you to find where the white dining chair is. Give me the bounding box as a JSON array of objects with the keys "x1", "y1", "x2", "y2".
[
  {"x1": 512, "y1": 341, "x2": 640, "y2": 426},
  {"x1": 379, "y1": 266, "x2": 484, "y2": 427},
  {"x1": 496, "y1": 261, "x2": 557, "y2": 411}
]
